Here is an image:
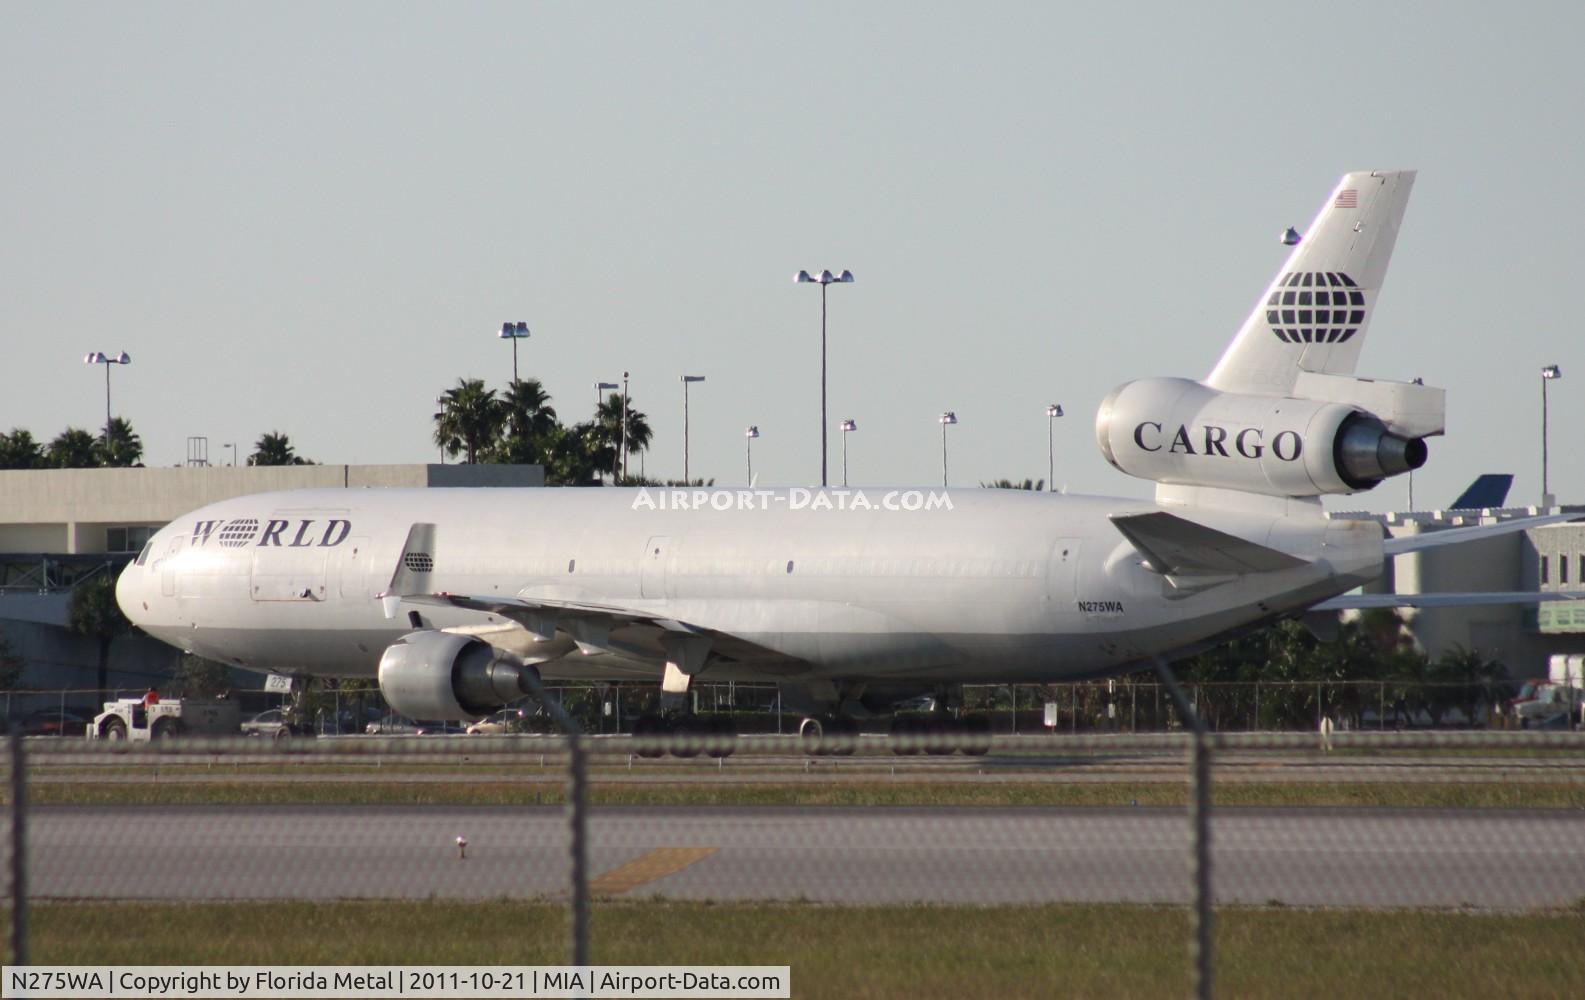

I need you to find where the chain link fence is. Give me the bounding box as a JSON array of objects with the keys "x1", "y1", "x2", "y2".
[
  {"x1": 3, "y1": 676, "x2": 1560, "y2": 740},
  {"x1": 4, "y1": 683, "x2": 1584, "y2": 997}
]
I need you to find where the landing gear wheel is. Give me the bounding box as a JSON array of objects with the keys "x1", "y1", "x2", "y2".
[
  {"x1": 799, "y1": 717, "x2": 828, "y2": 757},
  {"x1": 828, "y1": 716, "x2": 859, "y2": 757},
  {"x1": 705, "y1": 714, "x2": 737, "y2": 759},
  {"x1": 890, "y1": 715, "x2": 924, "y2": 755},
  {"x1": 960, "y1": 714, "x2": 993, "y2": 756},
  {"x1": 670, "y1": 716, "x2": 703, "y2": 759},
  {"x1": 924, "y1": 717, "x2": 956, "y2": 756},
  {"x1": 102, "y1": 717, "x2": 127, "y2": 742},
  {"x1": 632, "y1": 714, "x2": 669, "y2": 759}
]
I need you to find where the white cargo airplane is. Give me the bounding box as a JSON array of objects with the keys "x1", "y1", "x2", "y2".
[{"x1": 116, "y1": 170, "x2": 1577, "y2": 752}]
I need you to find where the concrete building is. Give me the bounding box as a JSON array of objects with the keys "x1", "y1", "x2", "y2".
[
  {"x1": 1, "y1": 463, "x2": 542, "y2": 556},
  {"x1": 1344, "y1": 506, "x2": 1585, "y2": 678},
  {"x1": 0, "y1": 464, "x2": 542, "y2": 703}
]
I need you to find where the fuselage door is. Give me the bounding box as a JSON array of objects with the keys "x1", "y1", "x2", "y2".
[
  {"x1": 160, "y1": 535, "x2": 186, "y2": 597},
  {"x1": 337, "y1": 537, "x2": 372, "y2": 600},
  {"x1": 1047, "y1": 537, "x2": 1081, "y2": 605},
  {"x1": 640, "y1": 536, "x2": 670, "y2": 599}
]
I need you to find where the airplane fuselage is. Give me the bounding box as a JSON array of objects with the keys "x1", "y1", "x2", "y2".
[{"x1": 116, "y1": 486, "x2": 1383, "y2": 687}]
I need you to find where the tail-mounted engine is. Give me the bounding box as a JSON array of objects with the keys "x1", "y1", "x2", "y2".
[
  {"x1": 1096, "y1": 375, "x2": 1442, "y2": 498},
  {"x1": 377, "y1": 630, "x2": 540, "y2": 722}
]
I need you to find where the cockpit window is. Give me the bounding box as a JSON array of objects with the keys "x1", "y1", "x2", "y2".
[{"x1": 135, "y1": 542, "x2": 153, "y2": 567}]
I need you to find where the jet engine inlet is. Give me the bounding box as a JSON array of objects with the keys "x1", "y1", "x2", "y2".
[{"x1": 378, "y1": 630, "x2": 541, "y2": 721}]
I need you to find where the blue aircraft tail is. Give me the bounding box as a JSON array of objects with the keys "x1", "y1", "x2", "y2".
[{"x1": 1447, "y1": 474, "x2": 1513, "y2": 510}]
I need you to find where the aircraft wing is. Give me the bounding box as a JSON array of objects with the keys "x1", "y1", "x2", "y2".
[
  {"x1": 1381, "y1": 512, "x2": 1580, "y2": 556},
  {"x1": 395, "y1": 591, "x2": 802, "y2": 671},
  {"x1": 1313, "y1": 591, "x2": 1585, "y2": 610},
  {"x1": 1110, "y1": 511, "x2": 1309, "y2": 576},
  {"x1": 378, "y1": 521, "x2": 802, "y2": 675}
]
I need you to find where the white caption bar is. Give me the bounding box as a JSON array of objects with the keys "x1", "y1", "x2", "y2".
[{"x1": 2, "y1": 966, "x2": 791, "y2": 999}]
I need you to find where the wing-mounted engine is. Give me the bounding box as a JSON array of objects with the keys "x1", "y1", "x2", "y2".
[
  {"x1": 1096, "y1": 375, "x2": 1443, "y2": 498},
  {"x1": 377, "y1": 630, "x2": 540, "y2": 722}
]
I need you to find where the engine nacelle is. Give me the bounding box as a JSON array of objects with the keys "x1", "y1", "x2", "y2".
[
  {"x1": 1096, "y1": 377, "x2": 1427, "y2": 497},
  {"x1": 377, "y1": 630, "x2": 540, "y2": 722}
]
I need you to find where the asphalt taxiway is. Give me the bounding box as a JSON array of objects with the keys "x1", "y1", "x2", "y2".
[{"x1": 28, "y1": 804, "x2": 1585, "y2": 910}]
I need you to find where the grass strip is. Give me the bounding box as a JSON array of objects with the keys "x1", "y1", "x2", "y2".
[{"x1": 17, "y1": 899, "x2": 1584, "y2": 999}]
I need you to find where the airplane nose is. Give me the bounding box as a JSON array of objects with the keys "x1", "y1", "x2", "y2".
[{"x1": 115, "y1": 558, "x2": 141, "y2": 623}]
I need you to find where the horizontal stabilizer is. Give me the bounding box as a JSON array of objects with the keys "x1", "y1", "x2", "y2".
[
  {"x1": 1382, "y1": 513, "x2": 1580, "y2": 556},
  {"x1": 1111, "y1": 511, "x2": 1309, "y2": 577},
  {"x1": 1314, "y1": 591, "x2": 1585, "y2": 611}
]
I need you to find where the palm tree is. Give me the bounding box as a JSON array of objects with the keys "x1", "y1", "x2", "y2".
[
  {"x1": 47, "y1": 428, "x2": 100, "y2": 468},
  {"x1": 97, "y1": 417, "x2": 143, "y2": 467},
  {"x1": 542, "y1": 422, "x2": 601, "y2": 486},
  {"x1": 496, "y1": 378, "x2": 560, "y2": 464},
  {"x1": 434, "y1": 378, "x2": 503, "y2": 464},
  {"x1": 589, "y1": 391, "x2": 653, "y2": 481},
  {"x1": 0, "y1": 429, "x2": 44, "y2": 470},
  {"x1": 249, "y1": 431, "x2": 310, "y2": 466}
]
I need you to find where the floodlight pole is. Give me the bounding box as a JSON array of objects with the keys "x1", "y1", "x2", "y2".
[
  {"x1": 939, "y1": 411, "x2": 957, "y2": 487},
  {"x1": 840, "y1": 419, "x2": 857, "y2": 488},
  {"x1": 620, "y1": 372, "x2": 630, "y2": 483},
  {"x1": 1542, "y1": 364, "x2": 1562, "y2": 507},
  {"x1": 796, "y1": 269, "x2": 853, "y2": 487},
  {"x1": 83, "y1": 351, "x2": 131, "y2": 451},
  {"x1": 1046, "y1": 404, "x2": 1063, "y2": 492},
  {"x1": 681, "y1": 376, "x2": 705, "y2": 484}
]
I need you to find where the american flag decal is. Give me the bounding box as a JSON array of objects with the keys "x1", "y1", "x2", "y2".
[{"x1": 1335, "y1": 189, "x2": 1358, "y2": 209}]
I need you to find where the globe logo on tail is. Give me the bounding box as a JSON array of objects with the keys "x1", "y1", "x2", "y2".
[{"x1": 1266, "y1": 272, "x2": 1366, "y2": 344}]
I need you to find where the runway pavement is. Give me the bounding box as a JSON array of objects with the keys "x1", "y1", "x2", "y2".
[{"x1": 27, "y1": 804, "x2": 1585, "y2": 910}]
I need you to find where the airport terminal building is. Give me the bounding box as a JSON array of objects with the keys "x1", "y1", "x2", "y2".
[
  {"x1": 1345, "y1": 505, "x2": 1585, "y2": 677},
  {"x1": 0, "y1": 464, "x2": 542, "y2": 694}
]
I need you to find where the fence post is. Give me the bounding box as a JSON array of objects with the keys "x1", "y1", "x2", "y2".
[
  {"x1": 1151, "y1": 659, "x2": 1211, "y2": 1000},
  {"x1": 8, "y1": 732, "x2": 27, "y2": 966},
  {"x1": 516, "y1": 670, "x2": 588, "y2": 965}
]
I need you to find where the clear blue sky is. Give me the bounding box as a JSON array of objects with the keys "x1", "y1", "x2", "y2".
[{"x1": 4, "y1": 1, "x2": 1582, "y2": 510}]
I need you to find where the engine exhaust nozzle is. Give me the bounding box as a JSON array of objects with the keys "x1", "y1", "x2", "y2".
[{"x1": 1335, "y1": 414, "x2": 1428, "y2": 489}]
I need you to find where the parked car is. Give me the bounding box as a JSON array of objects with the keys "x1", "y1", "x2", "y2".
[
  {"x1": 365, "y1": 714, "x2": 420, "y2": 735},
  {"x1": 239, "y1": 708, "x2": 315, "y2": 740},
  {"x1": 414, "y1": 721, "x2": 467, "y2": 736},
  {"x1": 20, "y1": 708, "x2": 93, "y2": 737},
  {"x1": 466, "y1": 708, "x2": 527, "y2": 735}
]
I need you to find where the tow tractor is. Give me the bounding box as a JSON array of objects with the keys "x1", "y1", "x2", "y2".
[{"x1": 87, "y1": 698, "x2": 240, "y2": 742}]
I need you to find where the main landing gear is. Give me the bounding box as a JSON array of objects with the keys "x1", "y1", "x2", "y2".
[
  {"x1": 795, "y1": 712, "x2": 994, "y2": 756},
  {"x1": 887, "y1": 713, "x2": 992, "y2": 756},
  {"x1": 631, "y1": 713, "x2": 737, "y2": 759},
  {"x1": 798, "y1": 715, "x2": 860, "y2": 757}
]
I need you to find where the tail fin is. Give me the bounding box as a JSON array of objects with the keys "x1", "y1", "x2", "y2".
[
  {"x1": 1206, "y1": 170, "x2": 1416, "y2": 395},
  {"x1": 1448, "y1": 474, "x2": 1514, "y2": 511}
]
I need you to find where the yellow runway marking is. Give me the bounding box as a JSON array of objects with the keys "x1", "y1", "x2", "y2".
[{"x1": 589, "y1": 847, "x2": 717, "y2": 896}]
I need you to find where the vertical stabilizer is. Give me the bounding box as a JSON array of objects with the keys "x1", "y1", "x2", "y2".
[{"x1": 1206, "y1": 170, "x2": 1416, "y2": 395}]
